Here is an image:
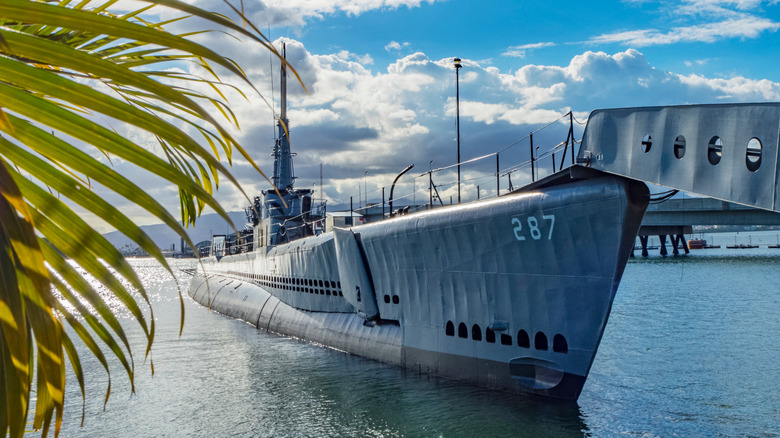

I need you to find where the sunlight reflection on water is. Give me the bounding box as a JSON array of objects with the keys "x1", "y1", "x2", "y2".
[{"x1": 56, "y1": 252, "x2": 780, "y2": 437}]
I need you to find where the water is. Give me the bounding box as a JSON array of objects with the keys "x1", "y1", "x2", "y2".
[{"x1": 56, "y1": 247, "x2": 780, "y2": 437}]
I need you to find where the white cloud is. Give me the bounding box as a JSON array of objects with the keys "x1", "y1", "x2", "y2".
[
  {"x1": 211, "y1": 0, "x2": 440, "y2": 28},
  {"x1": 677, "y1": 74, "x2": 780, "y2": 100},
  {"x1": 585, "y1": 0, "x2": 780, "y2": 47},
  {"x1": 684, "y1": 59, "x2": 710, "y2": 66},
  {"x1": 230, "y1": 44, "x2": 780, "y2": 205},
  {"x1": 501, "y1": 42, "x2": 555, "y2": 58},
  {"x1": 385, "y1": 41, "x2": 411, "y2": 52},
  {"x1": 84, "y1": 35, "x2": 780, "y2": 223},
  {"x1": 588, "y1": 16, "x2": 780, "y2": 46},
  {"x1": 336, "y1": 50, "x2": 374, "y2": 65},
  {"x1": 673, "y1": 0, "x2": 771, "y2": 18}
]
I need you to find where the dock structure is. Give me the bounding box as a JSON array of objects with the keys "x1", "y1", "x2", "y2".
[
  {"x1": 642, "y1": 198, "x2": 780, "y2": 227},
  {"x1": 633, "y1": 198, "x2": 780, "y2": 255},
  {"x1": 634, "y1": 225, "x2": 693, "y2": 257},
  {"x1": 577, "y1": 103, "x2": 780, "y2": 256}
]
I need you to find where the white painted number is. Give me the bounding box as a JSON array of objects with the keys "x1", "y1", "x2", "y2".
[
  {"x1": 511, "y1": 217, "x2": 525, "y2": 241},
  {"x1": 511, "y1": 214, "x2": 556, "y2": 241},
  {"x1": 527, "y1": 216, "x2": 541, "y2": 240},
  {"x1": 543, "y1": 214, "x2": 555, "y2": 240}
]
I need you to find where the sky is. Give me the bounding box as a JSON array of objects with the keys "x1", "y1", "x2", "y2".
[{"x1": 96, "y1": 0, "x2": 780, "y2": 230}]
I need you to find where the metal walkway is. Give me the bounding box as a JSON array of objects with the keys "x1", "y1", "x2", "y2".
[{"x1": 577, "y1": 103, "x2": 780, "y2": 213}]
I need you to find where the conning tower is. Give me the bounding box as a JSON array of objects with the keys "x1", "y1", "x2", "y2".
[{"x1": 248, "y1": 43, "x2": 324, "y2": 248}]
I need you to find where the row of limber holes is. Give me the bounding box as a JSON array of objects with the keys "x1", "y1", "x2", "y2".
[
  {"x1": 445, "y1": 321, "x2": 568, "y2": 353},
  {"x1": 217, "y1": 270, "x2": 344, "y2": 297},
  {"x1": 640, "y1": 134, "x2": 764, "y2": 172}
]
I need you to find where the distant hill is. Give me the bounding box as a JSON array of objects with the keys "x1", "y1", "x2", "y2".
[{"x1": 102, "y1": 211, "x2": 248, "y2": 252}]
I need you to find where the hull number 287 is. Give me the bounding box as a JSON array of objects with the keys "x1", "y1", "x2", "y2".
[{"x1": 511, "y1": 214, "x2": 555, "y2": 241}]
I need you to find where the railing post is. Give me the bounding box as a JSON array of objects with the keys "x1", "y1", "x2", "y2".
[
  {"x1": 570, "y1": 112, "x2": 575, "y2": 166},
  {"x1": 495, "y1": 153, "x2": 499, "y2": 197},
  {"x1": 429, "y1": 172, "x2": 433, "y2": 209},
  {"x1": 350, "y1": 196, "x2": 353, "y2": 227},
  {"x1": 530, "y1": 132, "x2": 535, "y2": 182}
]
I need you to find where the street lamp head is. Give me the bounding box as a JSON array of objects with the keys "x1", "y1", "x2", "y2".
[{"x1": 454, "y1": 57, "x2": 462, "y2": 69}]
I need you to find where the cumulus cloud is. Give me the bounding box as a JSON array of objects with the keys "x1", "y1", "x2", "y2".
[
  {"x1": 227, "y1": 44, "x2": 780, "y2": 206},
  {"x1": 85, "y1": 35, "x2": 780, "y2": 224}
]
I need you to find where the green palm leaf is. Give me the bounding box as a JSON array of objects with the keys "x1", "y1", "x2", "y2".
[{"x1": 0, "y1": 1, "x2": 294, "y2": 436}]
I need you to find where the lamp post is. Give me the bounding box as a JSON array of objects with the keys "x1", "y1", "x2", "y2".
[{"x1": 454, "y1": 57, "x2": 462, "y2": 204}]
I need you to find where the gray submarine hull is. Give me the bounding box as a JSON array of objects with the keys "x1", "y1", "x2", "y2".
[{"x1": 188, "y1": 171, "x2": 648, "y2": 400}]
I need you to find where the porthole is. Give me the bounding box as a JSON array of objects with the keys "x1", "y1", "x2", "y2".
[
  {"x1": 384, "y1": 295, "x2": 390, "y2": 303},
  {"x1": 517, "y1": 330, "x2": 530, "y2": 348},
  {"x1": 673, "y1": 135, "x2": 686, "y2": 159},
  {"x1": 746, "y1": 137, "x2": 762, "y2": 172},
  {"x1": 486, "y1": 328, "x2": 496, "y2": 343},
  {"x1": 500, "y1": 334, "x2": 512, "y2": 346},
  {"x1": 446, "y1": 321, "x2": 454, "y2": 336},
  {"x1": 392, "y1": 295, "x2": 399, "y2": 304},
  {"x1": 535, "y1": 332, "x2": 548, "y2": 350},
  {"x1": 458, "y1": 323, "x2": 468, "y2": 338},
  {"x1": 641, "y1": 134, "x2": 652, "y2": 153},
  {"x1": 708, "y1": 136, "x2": 723, "y2": 165},
  {"x1": 472, "y1": 324, "x2": 482, "y2": 341},
  {"x1": 553, "y1": 334, "x2": 568, "y2": 353}
]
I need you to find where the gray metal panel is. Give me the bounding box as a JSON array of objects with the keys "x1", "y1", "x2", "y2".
[
  {"x1": 579, "y1": 103, "x2": 780, "y2": 212},
  {"x1": 333, "y1": 228, "x2": 379, "y2": 320}
]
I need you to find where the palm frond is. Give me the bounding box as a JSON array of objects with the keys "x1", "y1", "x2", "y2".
[{"x1": 0, "y1": 1, "x2": 293, "y2": 436}]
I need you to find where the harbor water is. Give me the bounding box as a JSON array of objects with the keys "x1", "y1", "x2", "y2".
[{"x1": 58, "y1": 236, "x2": 780, "y2": 437}]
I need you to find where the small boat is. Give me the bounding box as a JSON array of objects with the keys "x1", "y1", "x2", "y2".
[
  {"x1": 687, "y1": 239, "x2": 705, "y2": 249},
  {"x1": 688, "y1": 239, "x2": 720, "y2": 249}
]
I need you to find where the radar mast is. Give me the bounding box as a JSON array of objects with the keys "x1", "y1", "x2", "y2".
[{"x1": 273, "y1": 42, "x2": 294, "y2": 190}]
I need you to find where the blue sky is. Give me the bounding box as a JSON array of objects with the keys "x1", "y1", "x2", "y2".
[
  {"x1": 271, "y1": 0, "x2": 780, "y2": 79},
  {"x1": 103, "y1": 0, "x2": 780, "y2": 225}
]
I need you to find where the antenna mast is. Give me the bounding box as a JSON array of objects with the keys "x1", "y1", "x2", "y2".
[{"x1": 272, "y1": 43, "x2": 294, "y2": 189}]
